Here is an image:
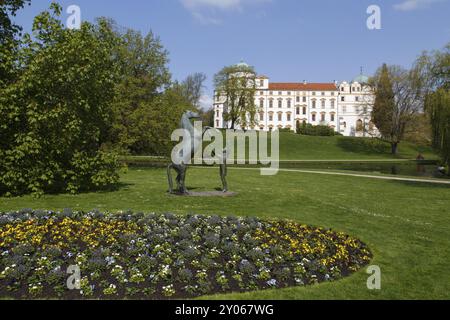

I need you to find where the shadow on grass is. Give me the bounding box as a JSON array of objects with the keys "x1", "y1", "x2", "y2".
[
  {"x1": 336, "y1": 137, "x2": 392, "y2": 156},
  {"x1": 41, "y1": 182, "x2": 135, "y2": 196},
  {"x1": 389, "y1": 180, "x2": 450, "y2": 189}
]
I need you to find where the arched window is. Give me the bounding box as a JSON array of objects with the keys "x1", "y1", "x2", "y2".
[{"x1": 356, "y1": 119, "x2": 364, "y2": 132}]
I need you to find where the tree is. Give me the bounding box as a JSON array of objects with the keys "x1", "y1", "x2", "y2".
[
  {"x1": 372, "y1": 64, "x2": 423, "y2": 154},
  {"x1": 214, "y1": 63, "x2": 257, "y2": 130},
  {"x1": 177, "y1": 72, "x2": 207, "y2": 108},
  {"x1": 419, "y1": 43, "x2": 450, "y2": 172},
  {"x1": 426, "y1": 89, "x2": 450, "y2": 170},
  {"x1": 199, "y1": 107, "x2": 215, "y2": 128},
  {"x1": 0, "y1": 4, "x2": 120, "y2": 196},
  {"x1": 101, "y1": 19, "x2": 173, "y2": 155},
  {"x1": 0, "y1": 0, "x2": 31, "y2": 86}
]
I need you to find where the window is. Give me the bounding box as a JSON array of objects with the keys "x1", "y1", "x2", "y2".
[
  {"x1": 312, "y1": 100, "x2": 316, "y2": 108},
  {"x1": 312, "y1": 114, "x2": 316, "y2": 122},
  {"x1": 303, "y1": 97, "x2": 307, "y2": 103},
  {"x1": 321, "y1": 113, "x2": 326, "y2": 122},
  {"x1": 269, "y1": 114, "x2": 273, "y2": 121},
  {"x1": 259, "y1": 112, "x2": 264, "y2": 122},
  {"x1": 321, "y1": 100, "x2": 326, "y2": 108},
  {"x1": 278, "y1": 99, "x2": 282, "y2": 108},
  {"x1": 269, "y1": 99, "x2": 273, "y2": 108},
  {"x1": 341, "y1": 97, "x2": 345, "y2": 102},
  {"x1": 260, "y1": 91, "x2": 264, "y2": 95},
  {"x1": 302, "y1": 107, "x2": 307, "y2": 115},
  {"x1": 216, "y1": 110, "x2": 219, "y2": 118},
  {"x1": 259, "y1": 99, "x2": 264, "y2": 109},
  {"x1": 216, "y1": 120, "x2": 219, "y2": 127},
  {"x1": 355, "y1": 96, "x2": 360, "y2": 102},
  {"x1": 269, "y1": 91, "x2": 273, "y2": 95},
  {"x1": 331, "y1": 92, "x2": 335, "y2": 96},
  {"x1": 259, "y1": 80, "x2": 264, "y2": 87},
  {"x1": 341, "y1": 87, "x2": 345, "y2": 92},
  {"x1": 312, "y1": 92, "x2": 316, "y2": 96},
  {"x1": 296, "y1": 96, "x2": 300, "y2": 103},
  {"x1": 356, "y1": 119, "x2": 364, "y2": 132},
  {"x1": 278, "y1": 113, "x2": 282, "y2": 121},
  {"x1": 287, "y1": 92, "x2": 291, "y2": 96},
  {"x1": 296, "y1": 107, "x2": 300, "y2": 115},
  {"x1": 342, "y1": 106, "x2": 347, "y2": 113},
  {"x1": 278, "y1": 91, "x2": 282, "y2": 95},
  {"x1": 321, "y1": 92, "x2": 325, "y2": 96},
  {"x1": 287, "y1": 99, "x2": 291, "y2": 108},
  {"x1": 331, "y1": 100, "x2": 335, "y2": 108},
  {"x1": 331, "y1": 113, "x2": 335, "y2": 122},
  {"x1": 287, "y1": 113, "x2": 291, "y2": 122}
]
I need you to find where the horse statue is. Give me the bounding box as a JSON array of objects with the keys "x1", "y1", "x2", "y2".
[{"x1": 167, "y1": 111, "x2": 228, "y2": 195}]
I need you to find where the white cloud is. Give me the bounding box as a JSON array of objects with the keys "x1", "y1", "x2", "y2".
[
  {"x1": 180, "y1": 0, "x2": 271, "y2": 24},
  {"x1": 199, "y1": 94, "x2": 214, "y2": 110},
  {"x1": 393, "y1": 0, "x2": 445, "y2": 11}
]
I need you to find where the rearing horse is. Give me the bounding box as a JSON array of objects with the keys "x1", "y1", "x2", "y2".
[{"x1": 167, "y1": 111, "x2": 228, "y2": 194}]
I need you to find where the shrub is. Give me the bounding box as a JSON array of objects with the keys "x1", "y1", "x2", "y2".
[
  {"x1": 0, "y1": 7, "x2": 120, "y2": 196},
  {"x1": 297, "y1": 123, "x2": 337, "y2": 136}
]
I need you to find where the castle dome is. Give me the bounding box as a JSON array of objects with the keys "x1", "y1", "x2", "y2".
[
  {"x1": 353, "y1": 74, "x2": 369, "y2": 84},
  {"x1": 236, "y1": 60, "x2": 249, "y2": 68}
]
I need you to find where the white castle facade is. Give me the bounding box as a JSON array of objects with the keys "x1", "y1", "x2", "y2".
[{"x1": 213, "y1": 66, "x2": 378, "y2": 137}]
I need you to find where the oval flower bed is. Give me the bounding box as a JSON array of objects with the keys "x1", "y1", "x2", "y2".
[{"x1": 0, "y1": 210, "x2": 372, "y2": 299}]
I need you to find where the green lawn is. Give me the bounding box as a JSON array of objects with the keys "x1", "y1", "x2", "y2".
[
  {"x1": 122, "y1": 134, "x2": 437, "y2": 164},
  {"x1": 1, "y1": 167, "x2": 449, "y2": 299},
  {"x1": 278, "y1": 134, "x2": 436, "y2": 160}
]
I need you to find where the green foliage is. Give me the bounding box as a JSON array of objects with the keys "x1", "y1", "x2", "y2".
[
  {"x1": 0, "y1": 0, "x2": 31, "y2": 86},
  {"x1": 0, "y1": 4, "x2": 120, "y2": 196},
  {"x1": 297, "y1": 123, "x2": 337, "y2": 136},
  {"x1": 372, "y1": 64, "x2": 395, "y2": 141},
  {"x1": 102, "y1": 19, "x2": 195, "y2": 155},
  {"x1": 372, "y1": 64, "x2": 424, "y2": 154},
  {"x1": 426, "y1": 89, "x2": 450, "y2": 169},
  {"x1": 214, "y1": 64, "x2": 257, "y2": 129}
]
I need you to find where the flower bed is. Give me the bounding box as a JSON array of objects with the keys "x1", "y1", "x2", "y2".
[{"x1": 0, "y1": 210, "x2": 372, "y2": 299}]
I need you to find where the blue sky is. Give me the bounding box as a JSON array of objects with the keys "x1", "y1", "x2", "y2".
[{"x1": 13, "y1": 0, "x2": 450, "y2": 108}]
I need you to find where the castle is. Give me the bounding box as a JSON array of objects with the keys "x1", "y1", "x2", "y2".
[{"x1": 213, "y1": 62, "x2": 378, "y2": 137}]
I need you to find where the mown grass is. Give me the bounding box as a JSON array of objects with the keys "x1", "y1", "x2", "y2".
[
  {"x1": 123, "y1": 134, "x2": 437, "y2": 162},
  {"x1": 1, "y1": 167, "x2": 449, "y2": 300}
]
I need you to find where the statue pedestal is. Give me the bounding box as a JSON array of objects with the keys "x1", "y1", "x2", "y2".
[{"x1": 169, "y1": 191, "x2": 238, "y2": 197}]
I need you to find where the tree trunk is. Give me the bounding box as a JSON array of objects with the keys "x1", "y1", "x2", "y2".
[{"x1": 391, "y1": 142, "x2": 398, "y2": 155}]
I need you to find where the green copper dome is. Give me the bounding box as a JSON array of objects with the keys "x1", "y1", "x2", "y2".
[{"x1": 353, "y1": 74, "x2": 369, "y2": 84}]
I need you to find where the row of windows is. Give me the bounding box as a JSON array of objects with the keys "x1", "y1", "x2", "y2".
[
  {"x1": 341, "y1": 86, "x2": 362, "y2": 92},
  {"x1": 217, "y1": 105, "x2": 369, "y2": 118},
  {"x1": 259, "y1": 112, "x2": 336, "y2": 123},
  {"x1": 261, "y1": 99, "x2": 336, "y2": 109},
  {"x1": 257, "y1": 124, "x2": 337, "y2": 131}
]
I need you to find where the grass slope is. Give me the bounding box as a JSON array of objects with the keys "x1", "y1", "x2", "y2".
[
  {"x1": 1, "y1": 168, "x2": 449, "y2": 299},
  {"x1": 278, "y1": 134, "x2": 436, "y2": 160}
]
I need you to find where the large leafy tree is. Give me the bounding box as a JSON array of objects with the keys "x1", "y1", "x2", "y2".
[
  {"x1": 0, "y1": 4, "x2": 120, "y2": 196},
  {"x1": 419, "y1": 44, "x2": 450, "y2": 172},
  {"x1": 101, "y1": 19, "x2": 176, "y2": 155},
  {"x1": 102, "y1": 19, "x2": 206, "y2": 155},
  {"x1": 0, "y1": 0, "x2": 31, "y2": 86},
  {"x1": 372, "y1": 64, "x2": 424, "y2": 154},
  {"x1": 214, "y1": 64, "x2": 257, "y2": 130}
]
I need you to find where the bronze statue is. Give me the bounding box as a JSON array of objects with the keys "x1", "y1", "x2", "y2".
[{"x1": 167, "y1": 111, "x2": 228, "y2": 195}]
